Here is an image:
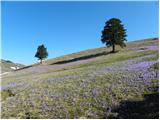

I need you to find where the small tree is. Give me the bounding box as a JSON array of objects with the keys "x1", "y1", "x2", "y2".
[
  {"x1": 101, "y1": 18, "x2": 127, "y2": 53},
  {"x1": 35, "y1": 44, "x2": 48, "y2": 64}
]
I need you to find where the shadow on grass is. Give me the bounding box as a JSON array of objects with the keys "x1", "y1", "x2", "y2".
[
  {"x1": 1, "y1": 89, "x2": 15, "y2": 101},
  {"x1": 15, "y1": 65, "x2": 32, "y2": 71},
  {"x1": 109, "y1": 91, "x2": 159, "y2": 119},
  {"x1": 51, "y1": 51, "x2": 118, "y2": 65}
]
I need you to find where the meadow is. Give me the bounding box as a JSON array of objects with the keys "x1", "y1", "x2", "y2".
[{"x1": 1, "y1": 38, "x2": 159, "y2": 119}]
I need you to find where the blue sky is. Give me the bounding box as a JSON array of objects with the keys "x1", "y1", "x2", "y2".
[{"x1": 1, "y1": 1, "x2": 158, "y2": 65}]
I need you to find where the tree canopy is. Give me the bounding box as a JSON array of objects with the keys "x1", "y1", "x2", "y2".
[
  {"x1": 35, "y1": 44, "x2": 48, "y2": 64},
  {"x1": 101, "y1": 18, "x2": 127, "y2": 52}
]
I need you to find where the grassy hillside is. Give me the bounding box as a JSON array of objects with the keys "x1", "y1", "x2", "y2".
[
  {"x1": 1, "y1": 38, "x2": 159, "y2": 119},
  {"x1": 0, "y1": 59, "x2": 25, "y2": 73}
]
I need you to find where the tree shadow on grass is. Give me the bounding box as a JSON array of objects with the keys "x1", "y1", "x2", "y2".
[
  {"x1": 51, "y1": 51, "x2": 118, "y2": 65},
  {"x1": 15, "y1": 65, "x2": 32, "y2": 71},
  {"x1": 109, "y1": 89, "x2": 159, "y2": 119}
]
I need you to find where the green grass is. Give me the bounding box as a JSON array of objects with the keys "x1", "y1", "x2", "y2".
[
  {"x1": 0, "y1": 59, "x2": 25, "y2": 72},
  {"x1": 1, "y1": 38, "x2": 159, "y2": 119},
  {"x1": 64, "y1": 50, "x2": 158, "y2": 71},
  {"x1": 1, "y1": 89, "x2": 15, "y2": 101},
  {"x1": 35, "y1": 38, "x2": 157, "y2": 66},
  {"x1": 150, "y1": 62, "x2": 159, "y2": 70}
]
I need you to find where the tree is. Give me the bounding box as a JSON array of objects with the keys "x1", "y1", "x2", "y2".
[
  {"x1": 35, "y1": 44, "x2": 48, "y2": 64},
  {"x1": 101, "y1": 18, "x2": 127, "y2": 53}
]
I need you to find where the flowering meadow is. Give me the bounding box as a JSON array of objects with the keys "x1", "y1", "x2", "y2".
[{"x1": 1, "y1": 38, "x2": 159, "y2": 118}]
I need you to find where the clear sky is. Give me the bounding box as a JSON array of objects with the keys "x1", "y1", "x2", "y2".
[{"x1": 1, "y1": 1, "x2": 159, "y2": 65}]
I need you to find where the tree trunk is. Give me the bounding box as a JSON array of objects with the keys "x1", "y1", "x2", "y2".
[
  {"x1": 40, "y1": 59, "x2": 42, "y2": 64},
  {"x1": 112, "y1": 44, "x2": 115, "y2": 53}
]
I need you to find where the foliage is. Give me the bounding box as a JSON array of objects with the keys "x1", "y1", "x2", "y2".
[
  {"x1": 35, "y1": 44, "x2": 48, "y2": 63},
  {"x1": 101, "y1": 18, "x2": 127, "y2": 52}
]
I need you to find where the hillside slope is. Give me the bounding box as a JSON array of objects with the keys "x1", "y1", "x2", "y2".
[
  {"x1": 1, "y1": 38, "x2": 159, "y2": 119},
  {"x1": 0, "y1": 59, "x2": 25, "y2": 73}
]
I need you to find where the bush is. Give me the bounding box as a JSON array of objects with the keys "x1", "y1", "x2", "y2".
[{"x1": 1, "y1": 89, "x2": 15, "y2": 101}]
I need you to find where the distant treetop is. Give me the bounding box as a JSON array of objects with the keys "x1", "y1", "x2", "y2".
[{"x1": 35, "y1": 44, "x2": 48, "y2": 64}]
